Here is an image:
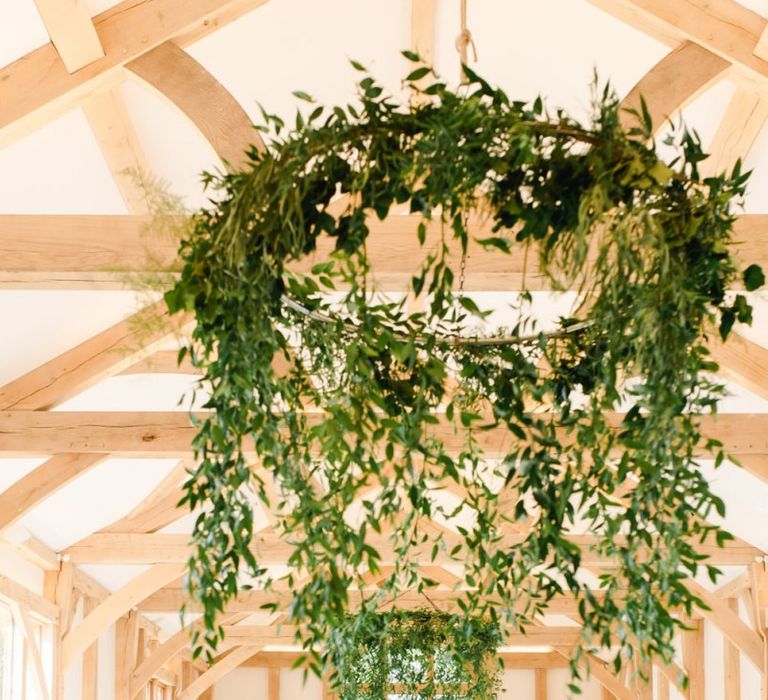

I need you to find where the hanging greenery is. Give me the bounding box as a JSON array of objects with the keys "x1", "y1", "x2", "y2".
[
  {"x1": 165, "y1": 54, "x2": 764, "y2": 686},
  {"x1": 333, "y1": 609, "x2": 501, "y2": 699}
]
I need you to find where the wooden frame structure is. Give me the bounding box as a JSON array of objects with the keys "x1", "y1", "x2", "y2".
[{"x1": 4, "y1": 1, "x2": 768, "y2": 698}]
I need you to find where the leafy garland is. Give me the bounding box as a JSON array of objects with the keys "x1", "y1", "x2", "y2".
[
  {"x1": 166, "y1": 55, "x2": 764, "y2": 684},
  {"x1": 334, "y1": 609, "x2": 501, "y2": 699}
]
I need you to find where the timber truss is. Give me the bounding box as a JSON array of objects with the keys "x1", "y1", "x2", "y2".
[{"x1": 4, "y1": 1, "x2": 768, "y2": 699}]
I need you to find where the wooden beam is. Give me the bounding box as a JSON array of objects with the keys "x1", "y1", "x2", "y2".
[
  {"x1": 66, "y1": 532, "x2": 762, "y2": 570},
  {"x1": 129, "y1": 613, "x2": 245, "y2": 700},
  {"x1": 268, "y1": 666, "x2": 280, "y2": 700},
  {"x1": 619, "y1": 41, "x2": 730, "y2": 133},
  {"x1": 2, "y1": 212, "x2": 767, "y2": 291},
  {"x1": 62, "y1": 563, "x2": 184, "y2": 670},
  {"x1": 82, "y1": 88, "x2": 151, "y2": 214},
  {"x1": 0, "y1": 573, "x2": 59, "y2": 622},
  {"x1": 32, "y1": 0, "x2": 104, "y2": 73},
  {"x1": 12, "y1": 602, "x2": 51, "y2": 700},
  {"x1": 0, "y1": 300, "x2": 191, "y2": 410},
  {"x1": 700, "y1": 87, "x2": 768, "y2": 177},
  {"x1": 710, "y1": 332, "x2": 768, "y2": 401},
  {"x1": 3, "y1": 410, "x2": 768, "y2": 457},
  {"x1": 82, "y1": 597, "x2": 99, "y2": 700},
  {"x1": 100, "y1": 460, "x2": 187, "y2": 534},
  {"x1": 535, "y1": 668, "x2": 547, "y2": 700},
  {"x1": 176, "y1": 647, "x2": 260, "y2": 700},
  {"x1": 0, "y1": 454, "x2": 105, "y2": 534},
  {"x1": 589, "y1": 0, "x2": 768, "y2": 86},
  {"x1": 0, "y1": 0, "x2": 271, "y2": 148},
  {"x1": 682, "y1": 619, "x2": 705, "y2": 699},
  {"x1": 127, "y1": 42, "x2": 263, "y2": 169},
  {"x1": 724, "y1": 598, "x2": 741, "y2": 699},
  {"x1": 687, "y1": 580, "x2": 763, "y2": 670}
]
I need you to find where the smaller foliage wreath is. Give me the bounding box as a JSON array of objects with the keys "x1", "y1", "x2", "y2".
[
  {"x1": 333, "y1": 610, "x2": 502, "y2": 699},
  {"x1": 167, "y1": 54, "x2": 764, "y2": 684}
]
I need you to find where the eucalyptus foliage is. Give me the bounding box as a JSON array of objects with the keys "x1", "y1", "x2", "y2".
[
  {"x1": 334, "y1": 610, "x2": 501, "y2": 699},
  {"x1": 166, "y1": 55, "x2": 763, "y2": 686}
]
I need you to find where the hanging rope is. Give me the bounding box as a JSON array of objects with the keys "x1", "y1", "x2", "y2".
[{"x1": 455, "y1": 0, "x2": 477, "y2": 81}]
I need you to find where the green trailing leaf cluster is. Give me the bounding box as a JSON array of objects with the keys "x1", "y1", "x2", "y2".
[
  {"x1": 332, "y1": 610, "x2": 501, "y2": 699},
  {"x1": 165, "y1": 54, "x2": 763, "y2": 688}
]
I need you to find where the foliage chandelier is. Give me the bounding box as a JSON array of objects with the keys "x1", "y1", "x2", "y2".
[{"x1": 166, "y1": 55, "x2": 763, "y2": 684}]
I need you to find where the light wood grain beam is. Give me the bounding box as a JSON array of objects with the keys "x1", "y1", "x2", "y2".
[
  {"x1": 32, "y1": 0, "x2": 104, "y2": 73},
  {"x1": 2, "y1": 410, "x2": 768, "y2": 457},
  {"x1": 0, "y1": 573, "x2": 58, "y2": 622},
  {"x1": 724, "y1": 598, "x2": 741, "y2": 699},
  {"x1": 710, "y1": 332, "x2": 768, "y2": 402},
  {"x1": 554, "y1": 649, "x2": 635, "y2": 700},
  {"x1": 82, "y1": 88, "x2": 151, "y2": 214},
  {"x1": 2, "y1": 213, "x2": 767, "y2": 291},
  {"x1": 11, "y1": 602, "x2": 51, "y2": 700},
  {"x1": 620, "y1": 42, "x2": 730, "y2": 133},
  {"x1": 62, "y1": 563, "x2": 185, "y2": 670},
  {"x1": 129, "y1": 613, "x2": 246, "y2": 700},
  {"x1": 682, "y1": 618, "x2": 706, "y2": 699},
  {"x1": 700, "y1": 87, "x2": 768, "y2": 178},
  {"x1": 589, "y1": 0, "x2": 768, "y2": 87},
  {"x1": 0, "y1": 0, "x2": 271, "y2": 148},
  {"x1": 0, "y1": 300, "x2": 191, "y2": 410},
  {"x1": 176, "y1": 647, "x2": 260, "y2": 700},
  {"x1": 82, "y1": 597, "x2": 99, "y2": 700},
  {"x1": 99, "y1": 460, "x2": 188, "y2": 534},
  {"x1": 687, "y1": 579, "x2": 763, "y2": 670},
  {"x1": 65, "y1": 531, "x2": 758, "y2": 575},
  {"x1": 0, "y1": 454, "x2": 105, "y2": 534},
  {"x1": 126, "y1": 42, "x2": 263, "y2": 169}
]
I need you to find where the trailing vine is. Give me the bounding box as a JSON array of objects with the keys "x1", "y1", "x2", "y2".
[{"x1": 166, "y1": 55, "x2": 764, "y2": 688}]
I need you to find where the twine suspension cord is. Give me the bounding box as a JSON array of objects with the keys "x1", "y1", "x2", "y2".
[{"x1": 455, "y1": 0, "x2": 478, "y2": 81}]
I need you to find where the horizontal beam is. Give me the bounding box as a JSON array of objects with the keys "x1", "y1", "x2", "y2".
[
  {"x1": 139, "y1": 588, "x2": 607, "y2": 615},
  {"x1": 1, "y1": 410, "x2": 768, "y2": 456},
  {"x1": 238, "y1": 649, "x2": 569, "y2": 669},
  {"x1": 66, "y1": 532, "x2": 761, "y2": 572},
  {"x1": 0, "y1": 214, "x2": 765, "y2": 291}
]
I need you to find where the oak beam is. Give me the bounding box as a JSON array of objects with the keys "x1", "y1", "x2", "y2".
[
  {"x1": 3, "y1": 410, "x2": 768, "y2": 457},
  {"x1": 126, "y1": 42, "x2": 263, "y2": 169},
  {"x1": 66, "y1": 530, "x2": 762, "y2": 570},
  {"x1": 0, "y1": 0, "x2": 271, "y2": 148},
  {"x1": 619, "y1": 42, "x2": 729, "y2": 133},
  {"x1": 176, "y1": 647, "x2": 260, "y2": 700},
  {"x1": 62, "y1": 563, "x2": 185, "y2": 670},
  {"x1": 0, "y1": 454, "x2": 105, "y2": 534},
  {"x1": 0, "y1": 301, "x2": 191, "y2": 410},
  {"x1": 32, "y1": 0, "x2": 104, "y2": 73},
  {"x1": 2, "y1": 213, "x2": 767, "y2": 291},
  {"x1": 589, "y1": 0, "x2": 768, "y2": 85}
]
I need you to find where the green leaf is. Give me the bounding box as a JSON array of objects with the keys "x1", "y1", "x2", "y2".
[{"x1": 743, "y1": 264, "x2": 765, "y2": 291}]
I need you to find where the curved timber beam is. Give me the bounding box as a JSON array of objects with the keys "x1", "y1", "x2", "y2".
[
  {"x1": 129, "y1": 613, "x2": 247, "y2": 700},
  {"x1": 619, "y1": 41, "x2": 730, "y2": 133},
  {"x1": 0, "y1": 0, "x2": 271, "y2": 148},
  {"x1": 177, "y1": 646, "x2": 261, "y2": 700},
  {"x1": 126, "y1": 41, "x2": 264, "y2": 169},
  {"x1": 61, "y1": 563, "x2": 185, "y2": 670}
]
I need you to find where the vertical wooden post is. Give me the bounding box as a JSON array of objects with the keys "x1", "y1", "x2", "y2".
[
  {"x1": 658, "y1": 671, "x2": 670, "y2": 700},
  {"x1": 82, "y1": 598, "x2": 98, "y2": 700},
  {"x1": 115, "y1": 611, "x2": 138, "y2": 700},
  {"x1": 268, "y1": 666, "x2": 280, "y2": 700},
  {"x1": 682, "y1": 619, "x2": 705, "y2": 700},
  {"x1": 724, "y1": 598, "x2": 741, "y2": 699},
  {"x1": 535, "y1": 668, "x2": 547, "y2": 700}
]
